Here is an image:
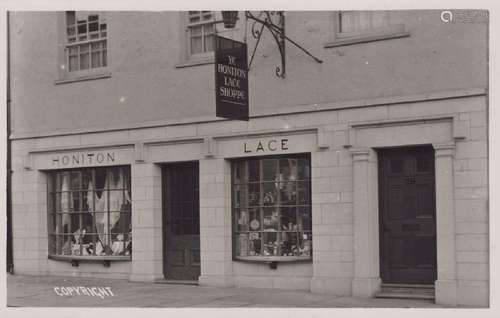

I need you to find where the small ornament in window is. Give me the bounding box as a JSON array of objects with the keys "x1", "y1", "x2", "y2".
[
  {"x1": 238, "y1": 210, "x2": 249, "y2": 226},
  {"x1": 263, "y1": 191, "x2": 275, "y2": 204},
  {"x1": 250, "y1": 219, "x2": 260, "y2": 231}
]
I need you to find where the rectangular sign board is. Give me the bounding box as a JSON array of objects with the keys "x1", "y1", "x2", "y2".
[{"x1": 215, "y1": 36, "x2": 249, "y2": 121}]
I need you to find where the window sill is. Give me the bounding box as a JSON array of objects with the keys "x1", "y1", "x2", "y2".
[
  {"x1": 54, "y1": 72, "x2": 112, "y2": 85},
  {"x1": 324, "y1": 30, "x2": 410, "y2": 48},
  {"x1": 48, "y1": 254, "x2": 131, "y2": 261},
  {"x1": 175, "y1": 57, "x2": 215, "y2": 68},
  {"x1": 235, "y1": 256, "x2": 312, "y2": 262}
]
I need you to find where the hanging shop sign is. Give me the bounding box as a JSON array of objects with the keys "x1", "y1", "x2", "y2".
[{"x1": 215, "y1": 36, "x2": 249, "y2": 121}]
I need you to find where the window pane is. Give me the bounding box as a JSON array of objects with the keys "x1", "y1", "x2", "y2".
[
  {"x1": 91, "y1": 41, "x2": 101, "y2": 51},
  {"x1": 298, "y1": 158, "x2": 310, "y2": 180},
  {"x1": 67, "y1": 26, "x2": 76, "y2": 37},
  {"x1": 237, "y1": 233, "x2": 250, "y2": 257},
  {"x1": 190, "y1": 36, "x2": 202, "y2": 54},
  {"x1": 60, "y1": 191, "x2": 72, "y2": 212},
  {"x1": 68, "y1": 46, "x2": 78, "y2": 55},
  {"x1": 189, "y1": 15, "x2": 200, "y2": 23},
  {"x1": 282, "y1": 232, "x2": 298, "y2": 256},
  {"x1": 80, "y1": 53, "x2": 89, "y2": 70},
  {"x1": 340, "y1": 11, "x2": 390, "y2": 33},
  {"x1": 233, "y1": 184, "x2": 245, "y2": 208},
  {"x1": 263, "y1": 207, "x2": 279, "y2": 231},
  {"x1": 61, "y1": 234, "x2": 73, "y2": 255},
  {"x1": 248, "y1": 231, "x2": 261, "y2": 256},
  {"x1": 372, "y1": 11, "x2": 389, "y2": 28},
  {"x1": 279, "y1": 182, "x2": 297, "y2": 205},
  {"x1": 298, "y1": 232, "x2": 312, "y2": 257},
  {"x1": 358, "y1": 12, "x2": 372, "y2": 30},
  {"x1": 237, "y1": 209, "x2": 249, "y2": 231},
  {"x1": 262, "y1": 182, "x2": 277, "y2": 206},
  {"x1": 297, "y1": 181, "x2": 310, "y2": 205},
  {"x1": 279, "y1": 158, "x2": 296, "y2": 181},
  {"x1": 77, "y1": 23, "x2": 87, "y2": 34},
  {"x1": 340, "y1": 11, "x2": 356, "y2": 33},
  {"x1": 190, "y1": 25, "x2": 202, "y2": 36},
  {"x1": 69, "y1": 54, "x2": 78, "y2": 71},
  {"x1": 248, "y1": 159, "x2": 260, "y2": 182},
  {"x1": 102, "y1": 49, "x2": 107, "y2": 66},
  {"x1": 89, "y1": 21, "x2": 98, "y2": 32},
  {"x1": 262, "y1": 232, "x2": 279, "y2": 256},
  {"x1": 70, "y1": 171, "x2": 80, "y2": 190},
  {"x1": 280, "y1": 207, "x2": 297, "y2": 230},
  {"x1": 204, "y1": 34, "x2": 214, "y2": 52},
  {"x1": 80, "y1": 43, "x2": 89, "y2": 53},
  {"x1": 66, "y1": 11, "x2": 75, "y2": 25},
  {"x1": 262, "y1": 159, "x2": 278, "y2": 181},
  {"x1": 204, "y1": 24, "x2": 214, "y2": 34},
  {"x1": 91, "y1": 52, "x2": 101, "y2": 68},
  {"x1": 202, "y1": 12, "x2": 213, "y2": 21},
  {"x1": 299, "y1": 207, "x2": 312, "y2": 231}
]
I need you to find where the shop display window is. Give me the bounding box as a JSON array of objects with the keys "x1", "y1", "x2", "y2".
[
  {"x1": 232, "y1": 155, "x2": 312, "y2": 261},
  {"x1": 47, "y1": 166, "x2": 131, "y2": 260}
]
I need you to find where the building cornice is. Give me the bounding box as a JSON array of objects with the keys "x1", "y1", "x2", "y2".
[{"x1": 10, "y1": 87, "x2": 486, "y2": 141}]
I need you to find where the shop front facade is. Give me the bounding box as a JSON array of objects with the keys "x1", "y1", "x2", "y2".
[{"x1": 8, "y1": 11, "x2": 488, "y2": 307}]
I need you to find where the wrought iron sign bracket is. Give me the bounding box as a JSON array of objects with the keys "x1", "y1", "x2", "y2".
[
  {"x1": 219, "y1": 11, "x2": 323, "y2": 78},
  {"x1": 245, "y1": 11, "x2": 323, "y2": 78}
]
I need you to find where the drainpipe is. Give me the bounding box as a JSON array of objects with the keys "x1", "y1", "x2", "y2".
[{"x1": 6, "y1": 11, "x2": 14, "y2": 274}]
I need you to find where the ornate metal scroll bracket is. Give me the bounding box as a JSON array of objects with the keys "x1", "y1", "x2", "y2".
[{"x1": 244, "y1": 11, "x2": 323, "y2": 78}]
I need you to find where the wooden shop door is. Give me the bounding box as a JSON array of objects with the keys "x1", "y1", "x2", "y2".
[
  {"x1": 378, "y1": 146, "x2": 437, "y2": 284},
  {"x1": 162, "y1": 162, "x2": 200, "y2": 281}
]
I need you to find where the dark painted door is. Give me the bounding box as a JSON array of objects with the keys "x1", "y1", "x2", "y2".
[
  {"x1": 378, "y1": 146, "x2": 437, "y2": 284},
  {"x1": 163, "y1": 162, "x2": 200, "y2": 281}
]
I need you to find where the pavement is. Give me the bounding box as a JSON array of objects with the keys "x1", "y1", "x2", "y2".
[{"x1": 6, "y1": 274, "x2": 446, "y2": 308}]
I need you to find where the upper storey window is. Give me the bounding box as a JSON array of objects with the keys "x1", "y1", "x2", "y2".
[
  {"x1": 65, "y1": 11, "x2": 107, "y2": 72},
  {"x1": 339, "y1": 11, "x2": 391, "y2": 34},
  {"x1": 325, "y1": 11, "x2": 409, "y2": 48},
  {"x1": 187, "y1": 11, "x2": 215, "y2": 55}
]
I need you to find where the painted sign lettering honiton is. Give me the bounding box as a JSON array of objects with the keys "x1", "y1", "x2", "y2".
[{"x1": 52, "y1": 152, "x2": 115, "y2": 167}]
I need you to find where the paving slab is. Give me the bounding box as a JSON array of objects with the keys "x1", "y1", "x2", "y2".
[{"x1": 6, "y1": 274, "x2": 446, "y2": 308}]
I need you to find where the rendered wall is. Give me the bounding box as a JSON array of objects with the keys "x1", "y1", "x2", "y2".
[{"x1": 9, "y1": 11, "x2": 487, "y2": 137}]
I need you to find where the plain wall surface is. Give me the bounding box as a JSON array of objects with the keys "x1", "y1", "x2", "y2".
[{"x1": 9, "y1": 10, "x2": 488, "y2": 136}]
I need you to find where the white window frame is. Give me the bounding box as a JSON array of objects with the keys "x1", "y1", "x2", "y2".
[
  {"x1": 231, "y1": 154, "x2": 312, "y2": 262},
  {"x1": 187, "y1": 11, "x2": 216, "y2": 57},
  {"x1": 176, "y1": 11, "x2": 242, "y2": 68},
  {"x1": 56, "y1": 11, "x2": 111, "y2": 84},
  {"x1": 47, "y1": 166, "x2": 132, "y2": 261},
  {"x1": 325, "y1": 11, "x2": 410, "y2": 48},
  {"x1": 176, "y1": 11, "x2": 216, "y2": 68}
]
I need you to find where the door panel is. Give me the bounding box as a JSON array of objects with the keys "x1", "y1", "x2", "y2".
[
  {"x1": 163, "y1": 162, "x2": 200, "y2": 281},
  {"x1": 379, "y1": 146, "x2": 437, "y2": 284}
]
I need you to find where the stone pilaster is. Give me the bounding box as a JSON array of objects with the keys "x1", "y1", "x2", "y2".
[
  {"x1": 198, "y1": 158, "x2": 234, "y2": 287},
  {"x1": 350, "y1": 148, "x2": 381, "y2": 297},
  {"x1": 433, "y1": 143, "x2": 458, "y2": 306},
  {"x1": 129, "y1": 163, "x2": 164, "y2": 282}
]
